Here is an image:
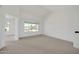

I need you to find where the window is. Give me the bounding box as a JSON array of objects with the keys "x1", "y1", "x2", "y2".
[
  {"x1": 5, "y1": 22, "x2": 10, "y2": 32},
  {"x1": 24, "y1": 22, "x2": 39, "y2": 32}
]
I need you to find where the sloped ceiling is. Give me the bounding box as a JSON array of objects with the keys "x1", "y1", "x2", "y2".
[
  {"x1": 19, "y1": 5, "x2": 50, "y2": 20},
  {"x1": 3, "y1": 5, "x2": 79, "y2": 20},
  {"x1": 20, "y1": 6, "x2": 48, "y2": 17},
  {"x1": 3, "y1": 5, "x2": 50, "y2": 20},
  {"x1": 4, "y1": 5, "x2": 77, "y2": 21}
]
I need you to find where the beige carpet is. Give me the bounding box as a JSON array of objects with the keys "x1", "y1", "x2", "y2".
[{"x1": 0, "y1": 35, "x2": 79, "y2": 54}]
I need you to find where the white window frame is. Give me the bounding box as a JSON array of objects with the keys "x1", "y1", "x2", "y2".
[{"x1": 24, "y1": 22, "x2": 39, "y2": 32}]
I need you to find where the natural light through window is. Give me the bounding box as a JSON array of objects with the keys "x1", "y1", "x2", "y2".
[
  {"x1": 24, "y1": 22, "x2": 39, "y2": 32},
  {"x1": 5, "y1": 22, "x2": 10, "y2": 32}
]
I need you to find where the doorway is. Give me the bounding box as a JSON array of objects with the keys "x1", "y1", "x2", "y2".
[{"x1": 4, "y1": 14, "x2": 19, "y2": 43}]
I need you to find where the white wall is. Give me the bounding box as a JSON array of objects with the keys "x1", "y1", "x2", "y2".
[
  {"x1": 0, "y1": 6, "x2": 5, "y2": 49},
  {"x1": 0, "y1": 16, "x2": 5, "y2": 49},
  {"x1": 44, "y1": 6, "x2": 79, "y2": 42}
]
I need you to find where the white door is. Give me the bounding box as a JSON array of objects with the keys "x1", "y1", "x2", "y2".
[{"x1": 73, "y1": 17, "x2": 79, "y2": 48}]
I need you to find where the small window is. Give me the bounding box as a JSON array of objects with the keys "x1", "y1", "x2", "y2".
[
  {"x1": 24, "y1": 22, "x2": 39, "y2": 32},
  {"x1": 5, "y1": 22, "x2": 10, "y2": 32}
]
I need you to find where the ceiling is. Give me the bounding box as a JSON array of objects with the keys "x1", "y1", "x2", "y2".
[
  {"x1": 19, "y1": 5, "x2": 50, "y2": 20},
  {"x1": 2, "y1": 5, "x2": 50, "y2": 20},
  {"x1": 42, "y1": 5, "x2": 79, "y2": 11},
  {"x1": 3, "y1": 5, "x2": 79, "y2": 20}
]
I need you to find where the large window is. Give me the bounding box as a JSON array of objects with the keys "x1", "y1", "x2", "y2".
[{"x1": 24, "y1": 22, "x2": 39, "y2": 32}]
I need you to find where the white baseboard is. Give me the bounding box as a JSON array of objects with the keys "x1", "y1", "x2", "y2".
[
  {"x1": 19, "y1": 34, "x2": 43, "y2": 39},
  {"x1": 44, "y1": 34, "x2": 73, "y2": 44}
]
